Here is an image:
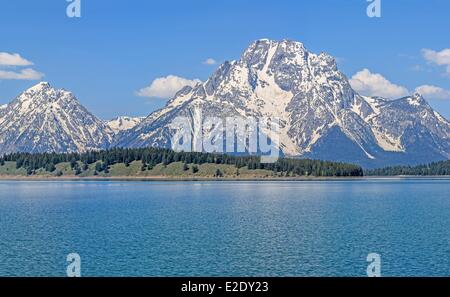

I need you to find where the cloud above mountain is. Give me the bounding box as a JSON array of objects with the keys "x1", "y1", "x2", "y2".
[
  {"x1": 0, "y1": 52, "x2": 44, "y2": 80},
  {"x1": 349, "y1": 68, "x2": 409, "y2": 98},
  {"x1": 137, "y1": 75, "x2": 201, "y2": 98},
  {"x1": 422, "y1": 48, "x2": 450, "y2": 75},
  {"x1": 350, "y1": 68, "x2": 450, "y2": 101},
  {"x1": 0, "y1": 68, "x2": 44, "y2": 80},
  {"x1": 0, "y1": 52, "x2": 33, "y2": 66},
  {"x1": 202, "y1": 58, "x2": 217, "y2": 65},
  {"x1": 415, "y1": 85, "x2": 450, "y2": 100}
]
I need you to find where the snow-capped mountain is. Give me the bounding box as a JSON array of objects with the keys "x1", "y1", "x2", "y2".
[
  {"x1": 0, "y1": 82, "x2": 113, "y2": 154},
  {"x1": 115, "y1": 39, "x2": 450, "y2": 168},
  {"x1": 0, "y1": 104, "x2": 6, "y2": 119},
  {"x1": 1, "y1": 40, "x2": 449, "y2": 168},
  {"x1": 107, "y1": 116, "x2": 144, "y2": 134}
]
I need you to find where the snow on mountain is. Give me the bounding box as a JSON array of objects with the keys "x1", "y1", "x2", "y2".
[
  {"x1": 0, "y1": 104, "x2": 6, "y2": 123},
  {"x1": 0, "y1": 82, "x2": 113, "y2": 154},
  {"x1": 107, "y1": 116, "x2": 144, "y2": 134},
  {"x1": 1, "y1": 40, "x2": 448, "y2": 168},
  {"x1": 115, "y1": 39, "x2": 450, "y2": 168},
  {"x1": 360, "y1": 93, "x2": 450, "y2": 164},
  {"x1": 0, "y1": 104, "x2": 7, "y2": 118}
]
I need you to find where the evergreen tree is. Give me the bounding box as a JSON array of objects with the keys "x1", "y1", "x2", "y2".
[
  {"x1": 215, "y1": 168, "x2": 223, "y2": 177},
  {"x1": 2, "y1": 147, "x2": 368, "y2": 177},
  {"x1": 95, "y1": 162, "x2": 103, "y2": 172},
  {"x1": 70, "y1": 158, "x2": 77, "y2": 169},
  {"x1": 45, "y1": 163, "x2": 56, "y2": 172}
]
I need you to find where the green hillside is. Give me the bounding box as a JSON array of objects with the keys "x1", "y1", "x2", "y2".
[{"x1": 0, "y1": 147, "x2": 363, "y2": 178}]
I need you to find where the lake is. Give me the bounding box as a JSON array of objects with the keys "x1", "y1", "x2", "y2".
[{"x1": 0, "y1": 179, "x2": 449, "y2": 276}]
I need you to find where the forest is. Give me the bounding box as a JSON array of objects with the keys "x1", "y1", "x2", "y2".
[
  {"x1": 365, "y1": 160, "x2": 450, "y2": 176},
  {"x1": 0, "y1": 147, "x2": 364, "y2": 177}
]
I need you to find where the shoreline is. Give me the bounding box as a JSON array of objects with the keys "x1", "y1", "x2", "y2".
[{"x1": 1, "y1": 175, "x2": 450, "y2": 182}]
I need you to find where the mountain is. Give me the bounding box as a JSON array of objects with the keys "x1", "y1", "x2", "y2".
[
  {"x1": 1, "y1": 40, "x2": 449, "y2": 168},
  {"x1": 115, "y1": 39, "x2": 450, "y2": 168},
  {"x1": 0, "y1": 103, "x2": 6, "y2": 113},
  {"x1": 107, "y1": 116, "x2": 144, "y2": 134},
  {"x1": 0, "y1": 82, "x2": 113, "y2": 154}
]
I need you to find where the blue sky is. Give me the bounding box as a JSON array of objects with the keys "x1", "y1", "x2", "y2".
[{"x1": 1, "y1": 0, "x2": 449, "y2": 119}]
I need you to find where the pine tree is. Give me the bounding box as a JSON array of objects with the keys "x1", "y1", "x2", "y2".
[
  {"x1": 215, "y1": 168, "x2": 223, "y2": 177},
  {"x1": 45, "y1": 163, "x2": 56, "y2": 172},
  {"x1": 70, "y1": 158, "x2": 77, "y2": 169},
  {"x1": 95, "y1": 162, "x2": 103, "y2": 172}
]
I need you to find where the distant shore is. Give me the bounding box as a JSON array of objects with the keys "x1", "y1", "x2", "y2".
[{"x1": 1, "y1": 175, "x2": 450, "y2": 181}]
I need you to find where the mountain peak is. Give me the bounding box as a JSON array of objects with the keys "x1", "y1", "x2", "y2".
[
  {"x1": 28, "y1": 81, "x2": 51, "y2": 92},
  {"x1": 242, "y1": 39, "x2": 307, "y2": 65},
  {"x1": 15, "y1": 82, "x2": 79, "y2": 106},
  {"x1": 412, "y1": 92, "x2": 424, "y2": 100},
  {"x1": 0, "y1": 83, "x2": 113, "y2": 154},
  {"x1": 107, "y1": 116, "x2": 145, "y2": 134},
  {"x1": 239, "y1": 39, "x2": 338, "y2": 79},
  {"x1": 116, "y1": 38, "x2": 450, "y2": 168},
  {"x1": 407, "y1": 92, "x2": 427, "y2": 107},
  {"x1": 252, "y1": 38, "x2": 305, "y2": 46}
]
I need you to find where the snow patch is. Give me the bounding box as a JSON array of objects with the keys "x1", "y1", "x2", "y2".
[
  {"x1": 371, "y1": 129, "x2": 404, "y2": 152},
  {"x1": 407, "y1": 97, "x2": 421, "y2": 107},
  {"x1": 107, "y1": 116, "x2": 144, "y2": 134}
]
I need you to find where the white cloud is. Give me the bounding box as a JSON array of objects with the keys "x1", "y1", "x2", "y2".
[
  {"x1": 349, "y1": 68, "x2": 409, "y2": 98},
  {"x1": 0, "y1": 52, "x2": 33, "y2": 66},
  {"x1": 415, "y1": 85, "x2": 450, "y2": 100},
  {"x1": 137, "y1": 75, "x2": 201, "y2": 98},
  {"x1": 422, "y1": 48, "x2": 450, "y2": 75},
  {"x1": 0, "y1": 52, "x2": 44, "y2": 80},
  {"x1": 0, "y1": 68, "x2": 44, "y2": 80},
  {"x1": 203, "y1": 58, "x2": 217, "y2": 65}
]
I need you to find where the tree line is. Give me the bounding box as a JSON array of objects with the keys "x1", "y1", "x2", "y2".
[
  {"x1": 0, "y1": 147, "x2": 364, "y2": 177},
  {"x1": 365, "y1": 160, "x2": 450, "y2": 176}
]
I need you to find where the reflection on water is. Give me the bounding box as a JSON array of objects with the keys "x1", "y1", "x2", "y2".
[{"x1": 0, "y1": 179, "x2": 449, "y2": 276}]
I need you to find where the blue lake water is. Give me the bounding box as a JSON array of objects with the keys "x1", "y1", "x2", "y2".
[{"x1": 0, "y1": 179, "x2": 450, "y2": 276}]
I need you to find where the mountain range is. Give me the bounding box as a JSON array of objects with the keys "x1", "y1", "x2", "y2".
[{"x1": 0, "y1": 39, "x2": 449, "y2": 168}]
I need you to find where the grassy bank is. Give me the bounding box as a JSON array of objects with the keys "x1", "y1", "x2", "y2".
[{"x1": 0, "y1": 160, "x2": 280, "y2": 179}]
